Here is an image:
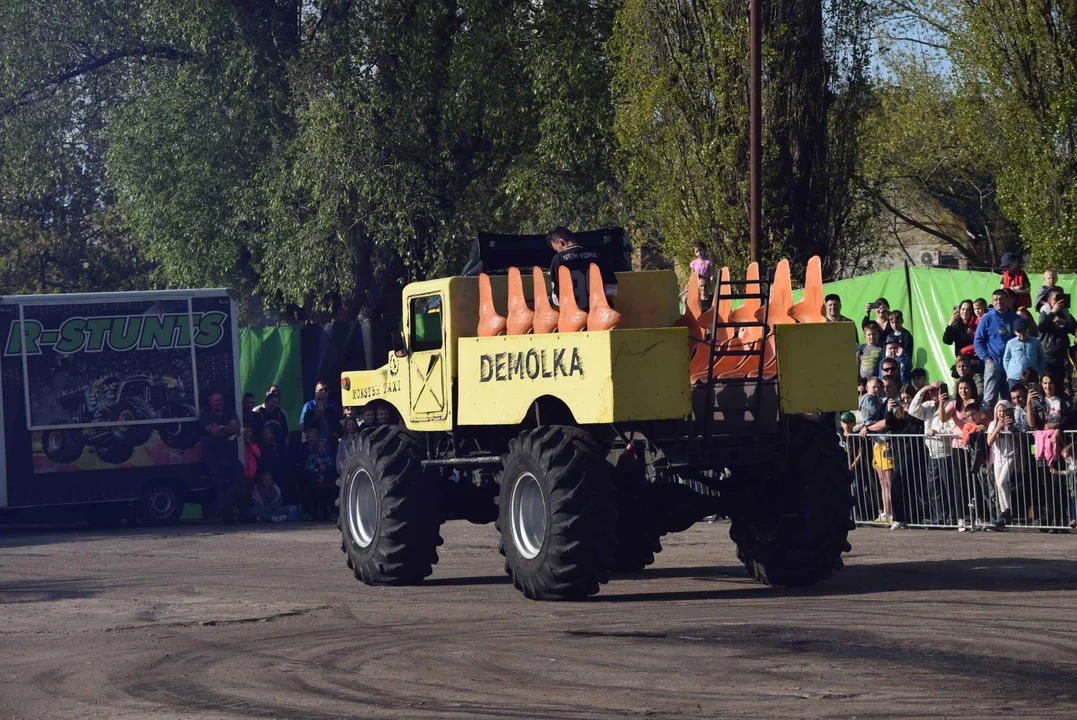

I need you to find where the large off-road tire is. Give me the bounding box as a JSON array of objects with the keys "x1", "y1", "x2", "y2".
[
  {"x1": 497, "y1": 426, "x2": 617, "y2": 600},
  {"x1": 112, "y1": 400, "x2": 154, "y2": 447},
  {"x1": 42, "y1": 422, "x2": 86, "y2": 463},
  {"x1": 610, "y1": 448, "x2": 662, "y2": 573},
  {"x1": 95, "y1": 432, "x2": 135, "y2": 465},
  {"x1": 156, "y1": 403, "x2": 200, "y2": 450},
  {"x1": 728, "y1": 415, "x2": 854, "y2": 586},
  {"x1": 136, "y1": 481, "x2": 184, "y2": 526},
  {"x1": 339, "y1": 426, "x2": 443, "y2": 585}
]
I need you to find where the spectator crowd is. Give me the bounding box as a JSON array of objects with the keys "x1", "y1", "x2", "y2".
[
  {"x1": 834, "y1": 253, "x2": 1077, "y2": 532},
  {"x1": 200, "y1": 381, "x2": 400, "y2": 525}
]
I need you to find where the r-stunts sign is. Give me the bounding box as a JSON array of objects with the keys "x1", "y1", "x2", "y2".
[
  {"x1": 479, "y1": 347, "x2": 585, "y2": 382},
  {"x1": 4, "y1": 311, "x2": 228, "y2": 356}
]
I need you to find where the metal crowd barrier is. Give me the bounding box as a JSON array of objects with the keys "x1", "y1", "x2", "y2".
[{"x1": 844, "y1": 431, "x2": 1077, "y2": 531}]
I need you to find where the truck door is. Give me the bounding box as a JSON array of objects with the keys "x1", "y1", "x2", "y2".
[{"x1": 407, "y1": 293, "x2": 448, "y2": 423}]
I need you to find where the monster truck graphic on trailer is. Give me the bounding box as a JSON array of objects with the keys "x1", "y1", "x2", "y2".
[{"x1": 42, "y1": 375, "x2": 200, "y2": 465}]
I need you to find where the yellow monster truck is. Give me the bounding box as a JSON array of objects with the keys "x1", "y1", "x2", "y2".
[{"x1": 338, "y1": 231, "x2": 857, "y2": 601}]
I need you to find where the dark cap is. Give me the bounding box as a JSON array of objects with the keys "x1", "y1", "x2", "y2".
[
  {"x1": 999, "y1": 252, "x2": 1020, "y2": 268},
  {"x1": 1015, "y1": 316, "x2": 1029, "y2": 331}
]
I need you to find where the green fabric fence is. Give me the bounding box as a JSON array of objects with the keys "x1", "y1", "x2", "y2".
[
  {"x1": 238, "y1": 326, "x2": 304, "y2": 427},
  {"x1": 790, "y1": 266, "x2": 1072, "y2": 390}
]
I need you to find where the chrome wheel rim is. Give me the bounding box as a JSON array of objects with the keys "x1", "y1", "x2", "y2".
[
  {"x1": 147, "y1": 487, "x2": 176, "y2": 518},
  {"x1": 348, "y1": 469, "x2": 377, "y2": 548},
  {"x1": 510, "y1": 472, "x2": 547, "y2": 559}
]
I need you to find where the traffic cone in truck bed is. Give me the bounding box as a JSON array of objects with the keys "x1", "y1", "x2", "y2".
[
  {"x1": 586, "y1": 264, "x2": 622, "y2": 331},
  {"x1": 556, "y1": 266, "x2": 588, "y2": 333}
]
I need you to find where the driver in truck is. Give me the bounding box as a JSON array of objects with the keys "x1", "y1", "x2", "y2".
[{"x1": 547, "y1": 226, "x2": 618, "y2": 311}]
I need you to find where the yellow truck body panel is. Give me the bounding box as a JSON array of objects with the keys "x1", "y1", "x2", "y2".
[
  {"x1": 456, "y1": 328, "x2": 690, "y2": 425},
  {"x1": 774, "y1": 321, "x2": 859, "y2": 414}
]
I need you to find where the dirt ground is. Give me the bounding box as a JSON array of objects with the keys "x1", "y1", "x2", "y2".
[{"x1": 1, "y1": 520, "x2": 1076, "y2": 720}]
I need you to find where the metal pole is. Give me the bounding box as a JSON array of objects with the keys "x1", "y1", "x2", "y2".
[{"x1": 749, "y1": 0, "x2": 762, "y2": 264}]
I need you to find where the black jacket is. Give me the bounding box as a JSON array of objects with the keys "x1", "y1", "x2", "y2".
[
  {"x1": 942, "y1": 321, "x2": 975, "y2": 357},
  {"x1": 1037, "y1": 308, "x2": 1077, "y2": 364}
]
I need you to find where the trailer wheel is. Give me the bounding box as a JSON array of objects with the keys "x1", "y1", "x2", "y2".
[
  {"x1": 137, "y1": 481, "x2": 184, "y2": 526},
  {"x1": 156, "y1": 403, "x2": 200, "y2": 450},
  {"x1": 43, "y1": 422, "x2": 85, "y2": 463},
  {"x1": 112, "y1": 401, "x2": 154, "y2": 447},
  {"x1": 497, "y1": 426, "x2": 616, "y2": 600},
  {"x1": 339, "y1": 426, "x2": 443, "y2": 585},
  {"x1": 95, "y1": 433, "x2": 135, "y2": 465},
  {"x1": 728, "y1": 415, "x2": 854, "y2": 586}
]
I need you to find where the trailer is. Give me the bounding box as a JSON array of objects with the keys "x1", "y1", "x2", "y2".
[{"x1": 0, "y1": 289, "x2": 241, "y2": 526}]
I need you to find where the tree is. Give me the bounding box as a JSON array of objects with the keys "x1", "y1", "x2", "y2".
[
  {"x1": 2, "y1": 0, "x2": 621, "y2": 318},
  {"x1": 861, "y1": 65, "x2": 1016, "y2": 267},
  {"x1": 611, "y1": 0, "x2": 878, "y2": 279},
  {"x1": 0, "y1": 0, "x2": 158, "y2": 294},
  {"x1": 869, "y1": 0, "x2": 1077, "y2": 268}
]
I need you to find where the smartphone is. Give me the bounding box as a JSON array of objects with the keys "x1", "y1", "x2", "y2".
[{"x1": 1003, "y1": 406, "x2": 1015, "y2": 421}]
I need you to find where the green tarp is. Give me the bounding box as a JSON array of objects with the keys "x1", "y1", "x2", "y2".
[
  {"x1": 238, "y1": 326, "x2": 304, "y2": 426},
  {"x1": 797, "y1": 266, "x2": 1071, "y2": 389}
]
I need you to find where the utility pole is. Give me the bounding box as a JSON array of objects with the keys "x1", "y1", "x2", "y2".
[{"x1": 749, "y1": 0, "x2": 762, "y2": 264}]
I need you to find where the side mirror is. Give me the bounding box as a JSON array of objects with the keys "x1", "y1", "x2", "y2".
[{"x1": 391, "y1": 330, "x2": 409, "y2": 357}]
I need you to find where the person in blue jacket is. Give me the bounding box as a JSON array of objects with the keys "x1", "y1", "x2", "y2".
[
  {"x1": 974, "y1": 288, "x2": 1018, "y2": 408},
  {"x1": 1003, "y1": 316, "x2": 1045, "y2": 388}
]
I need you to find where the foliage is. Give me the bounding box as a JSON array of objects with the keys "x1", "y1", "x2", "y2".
[
  {"x1": 0, "y1": 0, "x2": 157, "y2": 293},
  {"x1": 861, "y1": 60, "x2": 1016, "y2": 266},
  {"x1": 869, "y1": 0, "x2": 1077, "y2": 268},
  {"x1": 2, "y1": 0, "x2": 621, "y2": 317},
  {"x1": 611, "y1": 0, "x2": 879, "y2": 279}
]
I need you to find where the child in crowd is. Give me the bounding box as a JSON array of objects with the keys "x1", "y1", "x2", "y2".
[
  {"x1": 986, "y1": 400, "x2": 1017, "y2": 527},
  {"x1": 376, "y1": 405, "x2": 396, "y2": 426},
  {"x1": 337, "y1": 416, "x2": 361, "y2": 471},
  {"x1": 884, "y1": 310, "x2": 914, "y2": 357},
  {"x1": 857, "y1": 322, "x2": 884, "y2": 381},
  {"x1": 243, "y1": 424, "x2": 261, "y2": 483},
  {"x1": 857, "y1": 377, "x2": 894, "y2": 524},
  {"x1": 910, "y1": 368, "x2": 928, "y2": 391},
  {"x1": 1034, "y1": 268, "x2": 1059, "y2": 312},
  {"x1": 971, "y1": 298, "x2": 988, "y2": 333},
  {"x1": 251, "y1": 471, "x2": 287, "y2": 523},
  {"x1": 1001, "y1": 252, "x2": 1032, "y2": 310},
  {"x1": 359, "y1": 405, "x2": 377, "y2": 428},
  {"x1": 954, "y1": 400, "x2": 991, "y2": 531},
  {"x1": 303, "y1": 438, "x2": 338, "y2": 521},
  {"x1": 840, "y1": 411, "x2": 863, "y2": 468},
  {"x1": 880, "y1": 340, "x2": 912, "y2": 384},
  {"x1": 1003, "y1": 317, "x2": 1045, "y2": 388},
  {"x1": 951, "y1": 354, "x2": 984, "y2": 398},
  {"x1": 1017, "y1": 307, "x2": 1039, "y2": 338},
  {"x1": 858, "y1": 378, "x2": 885, "y2": 429}
]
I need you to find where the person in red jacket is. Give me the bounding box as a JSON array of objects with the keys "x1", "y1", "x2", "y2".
[{"x1": 1001, "y1": 252, "x2": 1032, "y2": 311}]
